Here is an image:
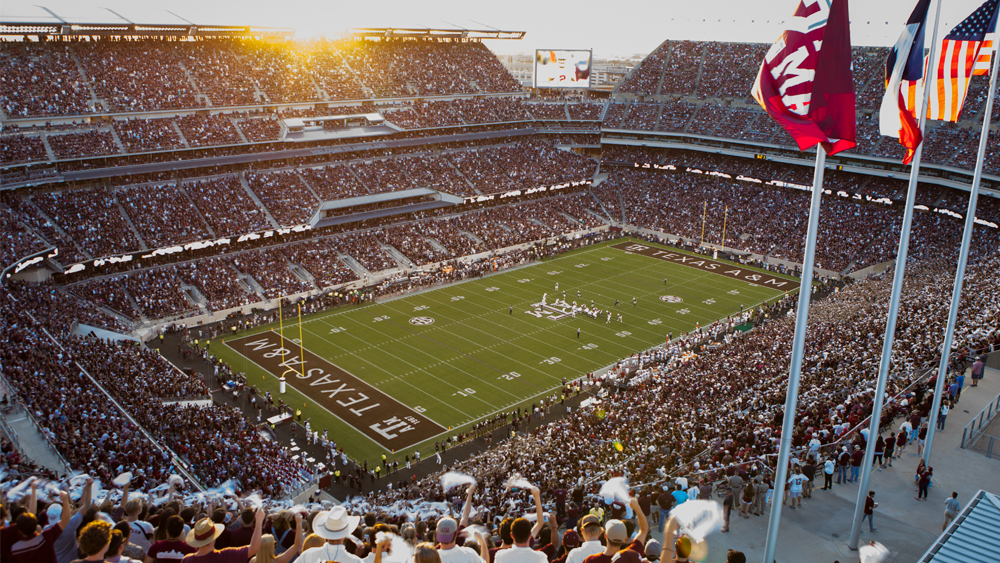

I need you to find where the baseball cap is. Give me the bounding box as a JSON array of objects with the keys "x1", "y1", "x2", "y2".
[
  {"x1": 436, "y1": 517, "x2": 458, "y2": 543},
  {"x1": 562, "y1": 529, "x2": 581, "y2": 548},
  {"x1": 579, "y1": 514, "x2": 600, "y2": 530},
  {"x1": 605, "y1": 519, "x2": 628, "y2": 543},
  {"x1": 645, "y1": 539, "x2": 662, "y2": 558}
]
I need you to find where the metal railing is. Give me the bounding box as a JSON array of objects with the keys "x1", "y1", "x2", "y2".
[{"x1": 960, "y1": 391, "x2": 1000, "y2": 459}]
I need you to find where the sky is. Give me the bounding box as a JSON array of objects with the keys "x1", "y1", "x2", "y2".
[{"x1": 0, "y1": 0, "x2": 991, "y2": 59}]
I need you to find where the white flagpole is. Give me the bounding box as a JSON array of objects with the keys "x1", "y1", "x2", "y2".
[
  {"x1": 923, "y1": 39, "x2": 1000, "y2": 465},
  {"x1": 848, "y1": 0, "x2": 943, "y2": 550},
  {"x1": 762, "y1": 145, "x2": 826, "y2": 563}
]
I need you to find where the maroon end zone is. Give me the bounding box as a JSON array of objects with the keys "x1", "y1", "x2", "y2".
[
  {"x1": 226, "y1": 332, "x2": 445, "y2": 451},
  {"x1": 611, "y1": 242, "x2": 800, "y2": 290}
]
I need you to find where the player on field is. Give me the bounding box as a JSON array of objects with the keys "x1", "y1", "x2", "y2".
[{"x1": 633, "y1": 297, "x2": 636, "y2": 307}]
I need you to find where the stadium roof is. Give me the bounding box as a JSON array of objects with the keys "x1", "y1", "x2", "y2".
[
  {"x1": 350, "y1": 27, "x2": 525, "y2": 40},
  {"x1": 918, "y1": 490, "x2": 1000, "y2": 563},
  {"x1": 0, "y1": 21, "x2": 293, "y2": 38}
]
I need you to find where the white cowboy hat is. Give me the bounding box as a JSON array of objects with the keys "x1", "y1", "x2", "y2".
[{"x1": 312, "y1": 506, "x2": 361, "y2": 540}]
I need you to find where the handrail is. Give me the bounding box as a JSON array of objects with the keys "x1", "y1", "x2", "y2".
[
  {"x1": 0, "y1": 369, "x2": 71, "y2": 472},
  {"x1": 961, "y1": 391, "x2": 1000, "y2": 449}
]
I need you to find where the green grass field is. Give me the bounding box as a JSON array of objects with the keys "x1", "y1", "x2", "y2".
[{"x1": 211, "y1": 238, "x2": 797, "y2": 463}]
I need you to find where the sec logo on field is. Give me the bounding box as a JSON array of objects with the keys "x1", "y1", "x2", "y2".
[
  {"x1": 409, "y1": 317, "x2": 435, "y2": 326},
  {"x1": 660, "y1": 295, "x2": 683, "y2": 303}
]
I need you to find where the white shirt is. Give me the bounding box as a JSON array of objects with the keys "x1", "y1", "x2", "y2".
[
  {"x1": 298, "y1": 543, "x2": 365, "y2": 563},
  {"x1": 495, "y1": 545, "x2": 548, "y2": 563},
  {"x1": 438, "y1": 545, "x2": 486, "y2": 563},
  {"x1": 566, "y1": 540, "x2": 605, "y2": 563}
]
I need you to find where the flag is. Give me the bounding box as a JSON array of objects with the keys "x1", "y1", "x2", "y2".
[
  {"x1": 928, "y1": 0, "x2": 1000, "y2": 122},
  {"x1": 880, "y1": 0, "x2": 932, "y2": 164},
  {"x1": 752, "y1": 0, "x2": 856, "y2": 155}
]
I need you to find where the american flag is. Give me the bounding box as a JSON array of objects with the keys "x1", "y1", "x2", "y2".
[{"x1": 928, "y1": 0, "x2": 999, "y2": 122}]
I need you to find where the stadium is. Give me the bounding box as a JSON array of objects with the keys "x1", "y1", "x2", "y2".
[{"x1": 1, "y1": 1, "x2": 999, "y2": 562}]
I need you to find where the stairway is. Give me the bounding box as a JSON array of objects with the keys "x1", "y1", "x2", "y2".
[
  {"x1": 239, "y1": 172, "x2": 281, "y2": 228},
  {"x1": 112, "y1": 190, "x2": 150, "y2": 250},
  {"x1": 2, "y1": 406, "x2": 69, "y2": 474}
]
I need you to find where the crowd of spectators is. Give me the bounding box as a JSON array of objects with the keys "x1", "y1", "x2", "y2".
[
  {"x1": 281, "y1": 239, "x2": 360, "y2": 289},
  {"x1": 32, "y1": 187, "x2": 141, "y2": 259},
  {"x1": 46, "y1": 130, "x2": 120, "y2": 160},
  {"x1": 76, "y1": 39, "x2": 199, "y2": 112},
  {"x1": 446, "y1": 141, "x2": 598, "y2": 193},
  {"x1": 2, "y1": 280, "x2": 310, "y2": 494},
  {"x1": 331, "y1": 231, "x2": 401, "y2": 273},
  {"x1": 0, "y1": 134, "x2": 48, "y2": 165},
  {"x1": 246, "y1": 171, "x2": 322, "y2": 227},
  {"x1": 591, "y1": 158, "x2": 1000, "y2": 273},
  {"x1": 113, "y1": 118, "x2": 185, "y2": 153},
  {"x1": 0, "y1": 42, "x2": 93, "y2": 117},
  {"x1": 1, "y1": 192, "x2": 88, "y2": 265},
  {"x1": 176, "y1": 114, "x2": 242, "y2": 147},
  {"x1": 117, "y1": 183, "x2": 211, "y2": 248},
  {"x1": 184, "y1": 176, "x2": 272, "y2": 236},
  {"x1": 0, "y1": 206, "x2": 49, "y2": 270},
  {"x1": 229, "y1": 247, "x2": 314, "y2": 300}
]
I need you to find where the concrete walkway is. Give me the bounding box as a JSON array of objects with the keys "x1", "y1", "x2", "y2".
[
  {"x1": 2, "y1": 405, "x2": 68, "y2": 474},
  {"x1": 650, "y1": 366, "x2": 1000, "y2": 562}
]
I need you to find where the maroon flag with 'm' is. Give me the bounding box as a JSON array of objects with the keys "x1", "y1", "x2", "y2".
[{"x1": 752, "y1": 0, "x2": 856, "y2": 155}]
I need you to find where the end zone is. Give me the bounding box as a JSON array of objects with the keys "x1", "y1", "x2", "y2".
[
  {"x1": 225, "y1": 332, "x2": 445, "y2": 451},
  {"x1": 610, "y1": 242, "x2": 800, "y2": 290}
]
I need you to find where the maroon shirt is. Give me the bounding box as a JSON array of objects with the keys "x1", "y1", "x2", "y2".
[
  {"x1": 582, "y1": 539, "x2": 645, "y2": 563},
  {"x1": 10, "y1": 523, "x2": 63, "y2": 563},
  {"x1": 147, "y1": 539, "x2": 197, "y2": 563}
]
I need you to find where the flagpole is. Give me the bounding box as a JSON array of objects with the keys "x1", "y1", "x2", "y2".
[
  {"x1": 848, "y1": 0, "x2": 943, "y2": 550},
  {"x1": 762, "y1": 146, "x2": 826, "y2": 563},
  {"x1": 923, "y1": 39, "x2": 999, "y2": 466}
]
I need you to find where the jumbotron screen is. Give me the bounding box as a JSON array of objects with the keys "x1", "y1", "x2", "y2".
[{"x1": 533, "y1": 49, "x2": 592, "y2": 89}]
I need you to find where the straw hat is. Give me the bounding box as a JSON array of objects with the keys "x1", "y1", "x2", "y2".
[
  {"x1": 186, "y1": 518, "x2": 224, "y2": 548},
  {"x1": 312, "y1": 507, "x2": 361, "y2": 540}
]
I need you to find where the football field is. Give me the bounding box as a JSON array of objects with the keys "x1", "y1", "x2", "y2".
[{"x1": 212, "y1": 238, "x2": 798, "y2": 463}]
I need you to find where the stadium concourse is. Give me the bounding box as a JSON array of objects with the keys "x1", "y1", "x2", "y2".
[{"x1": 1, "y1": 25, "x2": 1000, "y2": 563}]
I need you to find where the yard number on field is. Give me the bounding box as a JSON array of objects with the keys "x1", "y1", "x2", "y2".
[
  {"x1": 615, "y1": 331, "x2": 632, "y2": 338},
  {"x1": 580, "y1": 343, "x2": 598, "y2": 350},
  {"x1": 547, "y1": 271, "x2": 561, "y2": 275},
  {"x1": 329, "y1": 326, "x2": 347, "y2": 333},
  {"x1": 499, "y1": 372, "x2": 521, "y2": 381},
  {"x1": 648, "y1": 318, "x2": 662, "y2": 325},
  {"x1": 539, "y1": 357, "x2": 561, "y2": 365},
  {"x1": 518, "y1": 279, "x2": 532, "y2": 283},
  {"x1": 703, "y1": 298, "x2": 716, "y2": 305},
  {"x1": 728, "y1": 289, "x2": 740, "y2": 295},
  {"x1": 678, "y1": 308, "x2": 690, "y2": 315},
  {"x1": 373, "y1": 315, "x2": 390, "y2": 322},
  {"x1": 485, "y1": 287, "x2": 500, "y2": 292},
  {"x1": 453, "y1": 387, "x2": 477, "y2": 397},
  {"x1": 451, "y1": 295, "x2": 465, "y2": 302},
  {"x1": 413, "y1": 305, "x2": 429, "y2": 311}
]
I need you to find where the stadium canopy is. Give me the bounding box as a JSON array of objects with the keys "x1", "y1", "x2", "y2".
[
  {"x1": 0, "y1": 22, "x2": 293, "y2": 38},
  {"x1": 917, "y1": 489, "x2": 1000, "y2": 563},
  {"x1": 350, "y1": 27, "x2": 525, "y2": 40}
]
